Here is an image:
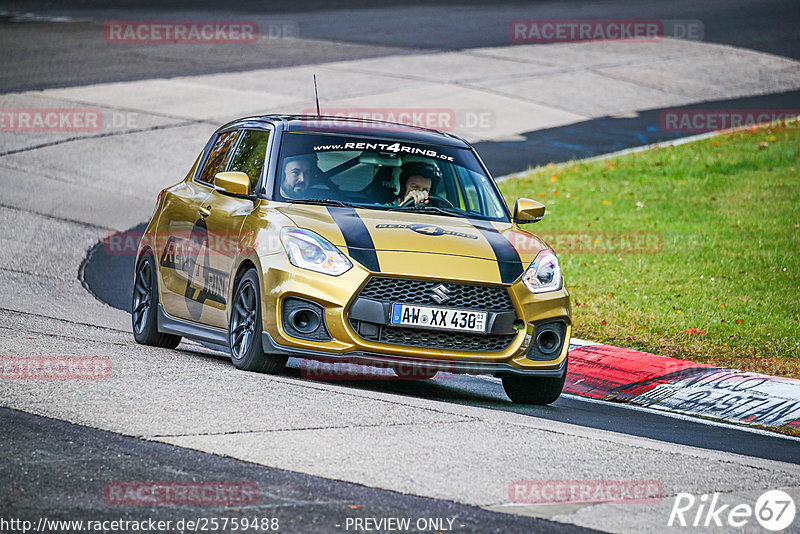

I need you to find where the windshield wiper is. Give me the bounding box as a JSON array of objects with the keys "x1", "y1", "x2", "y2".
[
  {"x1": 387, "y1": 204, "x2": 462, "y2": 218},
  {"x1": 290, "y1": 198, "x2": 363, "y2": 208}
]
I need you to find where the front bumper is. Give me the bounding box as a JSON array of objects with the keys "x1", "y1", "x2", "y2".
[
  {"x1": 261, "y1": 332, "x2": 568, "y2": 377},
  {"x1": 257, "y1": 255, "x2": 571, "y2": 375}
]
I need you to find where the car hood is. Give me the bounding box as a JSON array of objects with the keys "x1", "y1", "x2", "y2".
[{"x1": 276, "y1": 204, "x2": 548, "y2": 284}]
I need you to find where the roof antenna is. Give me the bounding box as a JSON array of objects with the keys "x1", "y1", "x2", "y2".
[{"x1": 313, "y1": 74, "x2": 320, "y2": 116}]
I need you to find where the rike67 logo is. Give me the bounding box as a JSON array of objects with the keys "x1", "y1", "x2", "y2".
[{"x1": 669, "y1": 490, "x2": 795, "y2": 531}]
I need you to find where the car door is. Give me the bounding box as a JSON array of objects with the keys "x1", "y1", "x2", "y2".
[
  {"x1": 158, "y1": 129, "x2": 240, "y2": 324},
  {"x1": 200, "y1": 127, "x2": 273, "y2": 329}
]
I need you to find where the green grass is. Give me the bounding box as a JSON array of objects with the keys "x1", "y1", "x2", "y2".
[{"x1": 499, "y1": 123, "x2": 800, "y2": 377}]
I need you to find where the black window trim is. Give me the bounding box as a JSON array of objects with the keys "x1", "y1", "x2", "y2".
[
  {"x1": 193, "y1": 122, "x2": 276, "y2": 198},
  {"x1": 193, "y1": 128, "x2": 242, "y2": 188},
  {"x1": 224, "y1": 124, "x2": 275, "y2": 196}
]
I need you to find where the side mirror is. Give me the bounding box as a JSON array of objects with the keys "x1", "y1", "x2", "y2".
[
  {"x1": 214, "y1": 171, "x2": 251, "y2": 196},
  {"x1": 513, "y1": 198, "x2": 546, "y2": 223}
]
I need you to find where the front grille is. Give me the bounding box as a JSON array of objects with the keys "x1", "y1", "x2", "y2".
[
  {"x1": 349, "y1": 276, "x2": 517, "y2": 352},
  {"x1": 377, "y1": 324, "x2": 516, "y2": 352},
  {"x1": 357, "y1": 277, "x2": 514, "y2": 311}
]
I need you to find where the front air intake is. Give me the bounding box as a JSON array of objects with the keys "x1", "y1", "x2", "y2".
[
  {"x1": 282, "y1": 297, "x2": 331, "y2": 341},
  {"x1": 526, "y1": 320, "x2": 567, "y2": 361}
]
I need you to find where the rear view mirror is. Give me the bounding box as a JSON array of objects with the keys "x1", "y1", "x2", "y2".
[
  {"x1": 214, "y1": 171, "x2": 251, "y2": 196},
  {"x1": 513, "y1": 198, "x2": 546, "y2": 223}
]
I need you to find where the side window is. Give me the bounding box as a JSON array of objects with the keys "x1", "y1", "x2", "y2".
[
  {"x1": 229, "y1": 129, "x2": 270, "y2": 192},
  {"x1": 197, "y1": 131, "x2": 239, "y2": 186}
]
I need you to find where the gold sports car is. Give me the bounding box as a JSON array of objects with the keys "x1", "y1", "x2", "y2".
[{"x1": 132, "y1": 115, "x2": 571, "y2": 404}]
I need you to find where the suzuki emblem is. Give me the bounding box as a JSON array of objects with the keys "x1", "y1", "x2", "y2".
[{"x1": 430, "y1": 284, "x2": 450, "y2": 304}]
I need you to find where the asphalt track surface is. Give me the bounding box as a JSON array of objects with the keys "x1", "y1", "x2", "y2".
[
  {"x1": 0, "y1": 0, "x2": 798, "y2": 92},
  {"x1": 282, "y1": 370, "x2": 800, "y2": 466},
  {"x1": 81, "y1": 210, "x2": 800, "y2": 464},
  {"x1": 78, "y1": 126, "x2": 800, "y2": 464},
  {"x1": 65, "y1": 213, "x2": 800, "y2": 469},
  {"x1": 1, "y1": 408, "x2": 598, "y2": 534},
  {"x1": 4, "y1": 1, "x2": 800, "y2": 532}
]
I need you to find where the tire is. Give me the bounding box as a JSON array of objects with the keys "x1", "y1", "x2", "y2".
[
  {"x1": 501, "y1": 362, "x2": 567, "y2": 405},
  {"x1": 132, "y1": 250, "x2": 181, "y2": 348},
  {"x1": 229, "y1": 269, "x2": 287, "y2": 374}
]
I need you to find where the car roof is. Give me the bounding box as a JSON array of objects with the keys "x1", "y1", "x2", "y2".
[{"x1": 219, "y1": 114, "x2": 472, "y2": 149}]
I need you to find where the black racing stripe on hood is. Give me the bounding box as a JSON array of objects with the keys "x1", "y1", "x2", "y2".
[
  {"x1": 326, "y1": 206, "x2": 380, "y2": 272},
  {"x1": 468, "y1": 219, "x2": 523, "y2": 284}
]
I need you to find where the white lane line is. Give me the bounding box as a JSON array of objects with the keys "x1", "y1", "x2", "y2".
[
  {"x1": 475, "y1": 375, "x2": 800, "y2": 441},
  {"x1": 561, "y1": 393, "x2": 800, "y2": 441},
  {"x1": 0, "y1": 11, "x2": 85, "y2": 23},
  {"x1": 568, "y1": 338, "x2": 599, "y2": 347}
]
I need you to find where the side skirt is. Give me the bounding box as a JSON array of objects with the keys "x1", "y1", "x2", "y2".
[{"x1": 157, "y1": 304, "x2": 229, "y2": 347}]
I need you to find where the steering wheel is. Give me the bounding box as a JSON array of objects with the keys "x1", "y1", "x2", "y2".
[
  {"x1": 399, "y1": 194, "x2": 454, "y2": 208},
  {"x1": 427, "y1": 195, "x2": 455, "y2": 208}
]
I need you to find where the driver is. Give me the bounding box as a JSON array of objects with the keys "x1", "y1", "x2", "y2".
[
  {"x1": 393, "y1": 162, "x2": 439, "y2": 206},
  {"x1": 280, "y1": 154, "x2": 318, "y2": 199}
]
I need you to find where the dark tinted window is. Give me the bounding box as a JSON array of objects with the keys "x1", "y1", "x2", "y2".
[
  {"x1": 229, "y1": 129, "x2": 270, "y2": 192},
  {"x1": 197, "y1": 130, "x2": 239, "y2": 185},
  {"x1": 274, "y1": 133, "x2": 507, "y2": 220}
]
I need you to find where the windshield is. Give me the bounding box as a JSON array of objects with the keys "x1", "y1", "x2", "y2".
[{"x1": 274, "y1": 132, "x2": 508, "y2": 220}]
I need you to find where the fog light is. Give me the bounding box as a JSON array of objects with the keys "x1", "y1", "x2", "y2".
[
  {"x1": 536, "y1": 329, "x2": 561, "y2": 355},
  {"x1": 289, "y1": 308, "x2": 321, "y2": 334}
]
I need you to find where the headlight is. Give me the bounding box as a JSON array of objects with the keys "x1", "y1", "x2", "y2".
[
  {"x1": 522, "y1": 250, "x2": 562, "y2": 293},
  {"x1": 280, "y1": 228, "x2": 352, "y2": 276}
]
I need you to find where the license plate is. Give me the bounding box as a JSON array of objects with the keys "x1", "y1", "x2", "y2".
[{"x1": 390, "y1": 303, "x2": 487, "y2": 333}]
